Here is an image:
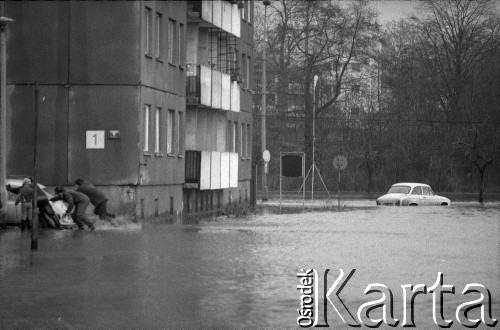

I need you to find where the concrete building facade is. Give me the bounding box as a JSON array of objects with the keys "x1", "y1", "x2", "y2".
[{"x1": 3, "y1": 0, "x2": 254, "y2": 222}]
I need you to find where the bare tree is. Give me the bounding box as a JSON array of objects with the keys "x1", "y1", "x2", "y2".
[
  {"x1": 255, "y1": 0, "x2": 379, "y2": 185},
  {"x1": 383, "y1": 0, "x2": 500, "y2": 200},
  {"x1": 413, "y1": 0, "x2": 499, "y2": 122}
]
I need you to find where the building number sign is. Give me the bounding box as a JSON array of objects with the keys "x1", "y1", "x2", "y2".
[{"x1": 86, "y1": 130, "x2": 105, "y2": 149}]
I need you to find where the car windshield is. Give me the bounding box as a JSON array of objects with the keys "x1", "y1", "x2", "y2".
[{"x1": 387, "y1": 185, "x2": 411, "y2": 194}]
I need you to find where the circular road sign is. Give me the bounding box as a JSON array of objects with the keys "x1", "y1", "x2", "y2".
[
  {"x1": 333, "y1": 155, "x2": 348, "y2": 170},
  {"x1": 263, "y1": 150, "x2": 271, "y2": 163}
]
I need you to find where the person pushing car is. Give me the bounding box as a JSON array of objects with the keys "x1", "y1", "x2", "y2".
[
  {"x1": 74, "y1": 178, "x2": 116, "y2": 221},
  {"x1": 50, "y1": 186, "x2": 95, "y2": 230}
]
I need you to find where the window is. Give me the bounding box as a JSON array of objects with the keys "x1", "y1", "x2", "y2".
[
  {"x1": 232, "y1": 122, "x2": 237, "y2": 152},
  {"x1": 156, "y1": 12, "x2": 163, "y2": 59},
  {"x1": 411, "y1": 186, "x2": 423, "y2": 195},
  {"x1": 388, "y1": 186, "x2": 410, "y2": 194},
  {"x1": 246, "y1": 56, "x2": 251, "y2": 89},
  {"x1": 249, "y1": 0, "x2": 254, "y2": 24},
  {"x1": 242, "y1": 1, "x2": 248, "y2": 21},
  {"x1": 246, "y1": 124, "x2": 251, "y2": 157},
  {"x1": 168, "y1": 19, "x2": 178, "y2": 64},
  {"x1": 154, "y1": 107, "x2": 161, "y2": 153},
  {"x1": 179, "y1": 23, "x2": 185, "y2": 67},
  {"x1": 422, "y1": 187, "x2": 434, "y2": 195},
  {"x1": 227, "y1": 120, "x2": 232, "y2": 151},
  {"x1": 145, "y1": 7, "x2": 152, "y2": 55},
  {"x1": 167, "y1": 109, "x2": 175, "y2": 154},
  {"x1": 143, "y1": 105, "x2": 151, "y2": 152},
  {"x1": 241, "y1": 54, "x2": 247, "y2": 88},
  {"x1": 241, "y1": 123, "x2": 245, "y2": 157},
  {"x1": 177, "y1": 111, "x2": 183, "y2": 155}
]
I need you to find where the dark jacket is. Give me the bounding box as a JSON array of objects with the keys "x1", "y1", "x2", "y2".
[
  {"x1": 15, "y1": 185, "x2": 34, "y2": 205},
  {"x1": 76, "y1": 181, "x2": 108, "y2": 206},
  {"x1": 50, "y1": 191, "x2": 89, "y2": 213}
]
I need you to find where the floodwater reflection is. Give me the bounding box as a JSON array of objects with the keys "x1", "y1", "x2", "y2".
[{"x1": 0, "y1": 202, "x2": 499, "y2": 328}]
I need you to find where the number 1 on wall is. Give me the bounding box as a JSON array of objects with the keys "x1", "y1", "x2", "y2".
[{"x1": 86, "y1": 130, "x2": 105, "y2": 149}]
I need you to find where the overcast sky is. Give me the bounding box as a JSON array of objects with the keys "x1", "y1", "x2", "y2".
[{"x1": 368, "y1": 1, "x2": 421, "y2": 24}]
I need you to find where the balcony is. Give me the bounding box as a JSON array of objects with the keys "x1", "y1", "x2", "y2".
[
  {"x1": 185, "y1": 150, "x2": 239, "y2": 190},
  {"x1": 187, "y1": 0, "x2": 241, "y2": 38},
  {"x1": 186, "y1": 64, "x2": 240, "y2": 112}
]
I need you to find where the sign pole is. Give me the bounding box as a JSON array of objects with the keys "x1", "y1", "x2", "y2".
[
  {"x1": 302, "y1": 154, "x2": 305, "y2": 211},
  {"x1": 31, "y1": 84, "x2": 39, "y2": 250},
  {"x1": 338, "y1": 168, "x2": 341, "y2": 211},
  {"x1": 279, "y1": 152, "x2": 282, "y2": 214},
  {"x1": 262, "y1": 150, "x2": 270, "y2": 201}
]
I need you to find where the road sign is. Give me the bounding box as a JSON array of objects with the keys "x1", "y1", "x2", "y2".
[
  {"x1": 263, "y1": 150, "x2": 271, "y2": 163},
  {"x1": 333, "y1": 155, "x2": 347, "y2": 170}
]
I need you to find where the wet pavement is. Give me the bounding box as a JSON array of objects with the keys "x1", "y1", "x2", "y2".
[{"x1": 0, "y1": 201, "x2": 499, "y2": 328}]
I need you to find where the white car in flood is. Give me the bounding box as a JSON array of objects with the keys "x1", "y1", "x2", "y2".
[
  {"x1": 376, "y1": 183, "x2": 450, "y2": 206},
  {"x1": 4, "y1": 178, "x2": 69, "y2": 225}
]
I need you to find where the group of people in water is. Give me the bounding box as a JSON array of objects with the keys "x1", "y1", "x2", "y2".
[{"x1": 8, "y1": 178, "x2": 115, "y2": 231}]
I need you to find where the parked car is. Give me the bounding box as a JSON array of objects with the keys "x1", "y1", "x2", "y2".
[
  {"x1": 376, "y1": 183, "x2": 451, "y2": 206},
  {"x1": 4, "y1": 178, "x2": 69, "y2": 226}
]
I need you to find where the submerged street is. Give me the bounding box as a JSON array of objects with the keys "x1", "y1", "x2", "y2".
[{"x1": 0, "y1": 202, "x2": 499, "y2": 328}]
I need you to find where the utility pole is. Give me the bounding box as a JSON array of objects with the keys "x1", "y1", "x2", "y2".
[
  {"x1": 0, "y1": 14, "x2": 14, "y2": 214},
  {"x1": 311, "y1": 75, "x2": 318, "y2": 199},
  {"x1": 31, "y1": 84, "x2": 39, "y2": 250},
  {"x1": 261, "y1": 0, "x2": 270, "y2": 201}
]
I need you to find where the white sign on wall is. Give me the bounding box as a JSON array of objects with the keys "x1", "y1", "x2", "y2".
[{"x1": 86, "y1": 130, "x2": 105, "y2": 149}]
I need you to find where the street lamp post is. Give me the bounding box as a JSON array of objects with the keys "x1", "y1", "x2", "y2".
[
  {"x1": 0, "y1": 16, "x2": 14, "y2": 217},
  {"x1": 261, "y1": 0, "x2": 270, "y2": 201},
  {"x1": 311, "y1": 75, "x2": 318, "y2": 199}
]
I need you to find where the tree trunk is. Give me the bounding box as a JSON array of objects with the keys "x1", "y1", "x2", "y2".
[
  {"x1": 478, "y1": 168, "x2": 484, "y2": 204},
  {"x1": 476, "y1": 159, "x2": 492, "y2": 204},
  {"x1": 366, "y1": 160, "x2": 374, "y2": 193}
]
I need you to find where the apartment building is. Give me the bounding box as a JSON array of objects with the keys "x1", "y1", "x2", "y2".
[{"x1": 4, "y1": 0, "x2": 254, "y2": 221}]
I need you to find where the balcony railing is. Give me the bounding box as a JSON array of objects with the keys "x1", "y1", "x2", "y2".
[
  {"x1": 186, "y1": 64, "x2": 240, "y2": 112},
  {"x1": 187, "y1": 0, "x2": 241, "y2": 38},
  {"x1": 184, "y1": 150, "x2": 239, "y2": 190}
]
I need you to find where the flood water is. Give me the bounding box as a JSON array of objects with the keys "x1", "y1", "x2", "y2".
[{"x1": 0, "y1": 202, "x2": 499, "y2": 328}]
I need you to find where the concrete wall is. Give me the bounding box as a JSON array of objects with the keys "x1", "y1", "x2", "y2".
[
  {"x1": 140, "y1": 86, "x2": 185, "y2": 185},
  {"x1": 6, "y1": 2, "x2": 141, "y2": 85},
  {"x1": 5, "y1": 1, "x2": 142, "y2": 186},
  {"x1": 6, "y1": 85, "x2": 69, "y2": 183},
  {"x1": 136, "y1": 184, "x2": 184, "y2": 221},
  {"x1": 68, "y1": 85, "x2": 141, "y2": 185},
  {"x1": 141, "y1": 1, "x2": 186, "y2": 96}
]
